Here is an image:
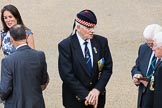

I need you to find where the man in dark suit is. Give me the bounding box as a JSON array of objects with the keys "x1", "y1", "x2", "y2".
[
  {"x1": 143, "y1": 31, "x2": 162, "y2": 108},
  {"x1": 131, "y1": 24, "x2": 162, "y2": 108},
  {"x1": 0, "y1": 24, "x2": 49, "y2": 108},
  {"x1": 58, "y1": 9, "x2": 113, "y2": 108}
]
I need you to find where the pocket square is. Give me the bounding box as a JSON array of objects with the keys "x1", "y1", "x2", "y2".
[{"x1": 98, "y1": 58, "x2": 105, "y2": 71}]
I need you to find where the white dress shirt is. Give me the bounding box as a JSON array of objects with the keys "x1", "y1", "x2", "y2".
[
  {"x1": 16, "y1": 43, "x2": 27, "y2": 49},
  {"x1": 76, "y1": 32, "x2": 93, "y2": 67}
]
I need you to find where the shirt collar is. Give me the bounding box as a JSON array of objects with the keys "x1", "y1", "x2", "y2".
[{"x1": 16, "y1": 43, "x2": 27, "y2": 49}]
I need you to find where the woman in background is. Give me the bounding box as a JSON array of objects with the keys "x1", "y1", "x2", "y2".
[{"x1": 0, "y1": 4, "x2": 35, "y2": 56}]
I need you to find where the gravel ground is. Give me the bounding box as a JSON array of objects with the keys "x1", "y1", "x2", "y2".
[{"x1": 0, "y1": 0, "x2": 162, "y2": 108}]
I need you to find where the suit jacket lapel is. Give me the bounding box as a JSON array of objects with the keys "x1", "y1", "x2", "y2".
[
  {"x1": 154, "y1": 61, "x2": 162, "y2": 78},
  {"x1": 155, "y1": 60, "x2": 162, "y2": 72},
  {"x1": 91, "y1": 38, "x2": 100, "y2": 76},
  {"x1": 71, "y1": 35, "x2": 92, "y2": 76},
  {"x1": 143, "y1": 45, "x2": 152, "y2": 74}
]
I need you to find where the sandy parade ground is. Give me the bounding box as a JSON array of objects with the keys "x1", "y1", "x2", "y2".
[{"x1": 0, "y1": 0, "x2": 162, "y2": 108}]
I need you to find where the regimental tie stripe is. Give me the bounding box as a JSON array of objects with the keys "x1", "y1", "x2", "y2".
[
  {"x1": 86, "y1": 57, "x2": 91, "y2": 64},
  {"x1": 151, "y1": 59, "x2": 156, "y2": 69},
  {"x1": 146, "y1": 54, "x2": 157, "y2": 78},
  {"x1": 84, "y1": 41, "x2": 92, "y2": 73}
]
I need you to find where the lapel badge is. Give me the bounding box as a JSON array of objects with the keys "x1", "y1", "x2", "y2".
[
  {"x1": 93, "y1": 47, "x2": 97, "y2": 54},
  {"x1": 149, "y1": 75, "x2": 155, "y2": 91}
]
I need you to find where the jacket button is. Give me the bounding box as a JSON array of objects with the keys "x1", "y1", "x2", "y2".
[
  {"x1": 78, "y1": 97, "x2": 80, "y2": 101},
  {"x1": 76, "y1": 96, "x2": 80, "y2": 101},
  {"x1": 90, "y1": 82, "x2": 92, "y2": 85}
]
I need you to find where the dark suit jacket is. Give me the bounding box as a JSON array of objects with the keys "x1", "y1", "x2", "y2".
[
  {"x1": 144, "y1": 61, "x2": 162, "y2": 108},
  {"x1": 58, "y1": 34, "x2": 113, "y2": 108},
  {"x1": 131, "y1": 43, "x2": 152, "y2": 108},
  {"x1": 153, "y1": 61, "x2": 162, "y2": 108},
  {"x1": 0, "y1": 45, "x2": 48, "y2": 108}
]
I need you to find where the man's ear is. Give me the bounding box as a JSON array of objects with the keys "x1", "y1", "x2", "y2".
[{"x1": 76, "y1": 25, "x2": 81, "y2": 31}]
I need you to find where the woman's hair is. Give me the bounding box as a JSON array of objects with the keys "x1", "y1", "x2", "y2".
[{"x1": 1, "y1": 4, "x2": 24, "y2": 32}]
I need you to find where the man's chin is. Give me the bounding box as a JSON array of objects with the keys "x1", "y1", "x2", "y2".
[
  {"x1": 89, "y1": 35, "x2": 93, "y2": 39},
  {"x1": 156, "y1": 54, "x2": 161, "y2": 58}
]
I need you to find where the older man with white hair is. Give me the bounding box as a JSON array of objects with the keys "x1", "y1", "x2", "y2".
[
  {"x1": 153, "y1": 32, "x2": 162, "y2": 58},
  {"x1": 143, "y1": 32, "x2": 162, "y2": 108},
  {"x1": 131, "y1": 24, "x2": 162, "y2": 108}
]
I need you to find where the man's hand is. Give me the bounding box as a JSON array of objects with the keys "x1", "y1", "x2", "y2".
[
  {"x1": 133, "y1": 74, "x2": 143, "y2": 86},
  {"x1": 41, "y1": 75, "x2": 49, "y2": 91},
  {"x1": 85, "y1": 88, "x2": 100, "y2": 107},
  {"x1": 140, "y1": 80, "x2": 148, "y2": 87}
]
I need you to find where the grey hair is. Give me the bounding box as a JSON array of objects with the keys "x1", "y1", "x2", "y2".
[
  {"x1": 143, "y1": 24, "x2": 162, "y2": 39},
  {"x1": 153, "y1": 32, "x2": 162, "y2": 47}
]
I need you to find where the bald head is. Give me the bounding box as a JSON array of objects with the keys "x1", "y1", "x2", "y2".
[{"x1": 9, "y1": 24, "x2": 26, "y2": 41}]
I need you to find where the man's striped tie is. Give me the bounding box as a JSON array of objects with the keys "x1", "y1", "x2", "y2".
[
  {"x1": 84, "y1": 41, "x2": 92, "y2": 73},
  {"x1": 146, "y1": 54, "x2": 157, "y2": 79}
]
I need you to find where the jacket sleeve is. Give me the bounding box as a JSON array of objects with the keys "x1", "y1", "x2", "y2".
[
  {"x1": 40, "y1": 52, "x2": 49, "y2": 91},
  {"x1": 154, "y1": 64, "x2": 162, "y2": 108},
  {"x1": 131, "y1": 45, "x2": 142, "y2": 77},
  {"x1": 58, "y1": 42, "x2": 89, "y2": 101},
  {"x1": 0, "y1": 58, "x2": 12, "y2": 100},
  {"x1": 94, "y1": 38, "x2": 113, "y2": 92}
]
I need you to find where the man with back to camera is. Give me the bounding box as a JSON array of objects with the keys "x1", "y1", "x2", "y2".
[
  {"x1": 0, "y1": 24, "x2": 49, "y2": 108},
  {"x1": 131, "y1": 24, "x2": 162, "y2": 108},
  {"x1": 58, "y1": 9, "x2": 113, "y2": 108}
]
